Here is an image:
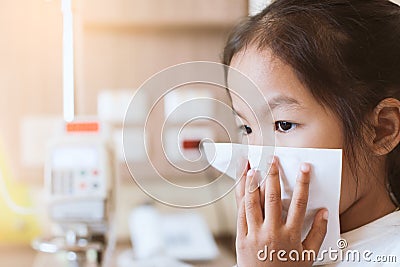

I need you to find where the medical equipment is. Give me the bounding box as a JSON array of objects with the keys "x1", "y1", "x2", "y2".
[
  {"x1": 117, "y1": 205, "x2": 218, "y2": 267},
  {"x1": 62, "y1": 0, "x2": 74, "y2": 122},
  {"x1": 32, "y1": 121, "x2": 116, "y2": 266}
]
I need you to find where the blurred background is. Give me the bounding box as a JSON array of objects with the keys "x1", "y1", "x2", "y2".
[
  {"x1": 2, "y1": 0, "x2": 399, "y2": 266},
  {"x1": 0, "y1": 0, "x2": 253, "y2": 266}
]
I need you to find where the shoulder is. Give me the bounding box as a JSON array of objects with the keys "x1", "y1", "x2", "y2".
[{"x1": 318, "y1": 211, "x2": 400, "y2": 267}]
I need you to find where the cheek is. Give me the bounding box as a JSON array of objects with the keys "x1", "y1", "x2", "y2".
[
  {"x1": 305, "y1": 124, "x2": 343, "y2": 148},
  {"x1": 339, "y1": 162, "x2": 358, "y2": 213},
  {"x1": 275, "y1": 118, "x2": 343, "y2": 149}
]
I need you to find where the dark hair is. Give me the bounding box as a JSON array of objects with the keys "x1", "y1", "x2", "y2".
[{"x1": 223, "y1": 0, "x2": 400, "y2": 204}]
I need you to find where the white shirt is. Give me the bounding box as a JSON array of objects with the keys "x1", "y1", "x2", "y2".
[{"x1": 320, "y1": 210, "x2": 400, "y2": 266}]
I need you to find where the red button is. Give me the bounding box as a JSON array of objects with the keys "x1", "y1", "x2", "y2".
[
  {"x1": 182, "y1": 140, "x2": 201, "y2": 150},
  {"x1": 93, "y1": 170, "x2": 98, "y2": 176}
]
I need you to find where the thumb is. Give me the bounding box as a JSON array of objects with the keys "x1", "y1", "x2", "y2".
[{"x1": 302, "y1": 209, "x2": 328, "y2": 254}]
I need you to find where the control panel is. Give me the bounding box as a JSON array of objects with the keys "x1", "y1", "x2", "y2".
[{"x1": 44, "y1": 122, "x2": 113, "y2": 223}]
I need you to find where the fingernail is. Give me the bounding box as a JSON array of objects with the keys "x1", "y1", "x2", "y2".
[
  {"x1": 248, "y1": 170, "x2": 260, "y2": 193},
  {"x1": 247, "y1": 169, "x2": 255, "y2": 177},
  {"x1": 301, "y1": 163, "x2": 311, "y2": 173},
  {"x1": 267, "y1": 155, "x2": 277, "y2": 167},
  {"x1": 323, "y1": 210, "x2": 329, "y2": 220}
]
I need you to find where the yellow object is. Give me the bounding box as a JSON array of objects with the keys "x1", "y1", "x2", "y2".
[{"x1": 0, "y1": 140, "x2": 40, "y2": 244}]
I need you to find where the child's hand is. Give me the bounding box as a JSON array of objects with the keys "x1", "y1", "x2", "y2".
[{"x1": 234, "y1": 157, "x2": 329, "y2": 267}]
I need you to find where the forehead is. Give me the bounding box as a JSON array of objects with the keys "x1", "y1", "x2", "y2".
[{"x1": 228, "y1": 46, "x2": 314, "y2": 107}]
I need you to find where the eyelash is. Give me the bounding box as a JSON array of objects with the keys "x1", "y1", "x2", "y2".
[
  {"x1": 240, "y1": 121, "x2": 298, "y2": 135},
  {"x1": 275, "y1": 121, "x2": 298, "y2": 133},
  {"x1": 240, "y1": 125, "x2": 253, "y2": 135}
]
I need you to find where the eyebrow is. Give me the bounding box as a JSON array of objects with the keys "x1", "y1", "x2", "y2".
[
  {"x1": 232, "y1": 95, "x2": 302, "y2": 120},
  {"x1": 268, "y1": 95, "x2": 302, "y2": 111}
]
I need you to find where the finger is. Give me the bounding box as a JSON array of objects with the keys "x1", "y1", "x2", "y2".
[
  {"x1": 235, "y1": 158, "x2": 249, "y2": 209},
  {"x1": 286, "y1": 163, "x2": 311, "y2": 231},
  {"x1": 244, "y1": 169, "x2": 263, "y2": 231},
  {"x1": 259, "y1": 174, "x2": 265, "y2": 214},
  {"x1": 259, "y1": 155, "x2": 274, "y2": 212},
  {"x1": 263, "y1": 156, "x2": 282, "y2": 228},
  {"x1": 236, "y1": 198, "x2": 248, "y2": 237},
  {"x1": 302, "y1": 209, "x2": 329, "y2": 254}
]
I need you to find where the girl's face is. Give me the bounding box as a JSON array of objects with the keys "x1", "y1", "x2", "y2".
[{"x1": 229, "y1": 47, "x2": 356, "y2": 215}]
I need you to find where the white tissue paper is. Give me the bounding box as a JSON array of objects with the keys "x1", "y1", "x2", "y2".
[{"x1": 203, "y1": 143, "x2": 342, "y2": 265}]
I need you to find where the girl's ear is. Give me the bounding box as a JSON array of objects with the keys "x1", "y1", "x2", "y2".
[{"x1": 369, "y1": 98, "x2": 400, "y2": 155}]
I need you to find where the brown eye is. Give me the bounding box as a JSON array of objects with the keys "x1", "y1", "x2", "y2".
[
  {"x1": 241, "y1": 125, "x2": 252, "y2": 135},
  {"x1": 275, "y1": 121, "x2": 297, "y2": 133}
]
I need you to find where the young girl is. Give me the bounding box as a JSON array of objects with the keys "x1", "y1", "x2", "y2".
[{"x1": 223, "y1": 0, "x2": 400, "y2": 266}]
